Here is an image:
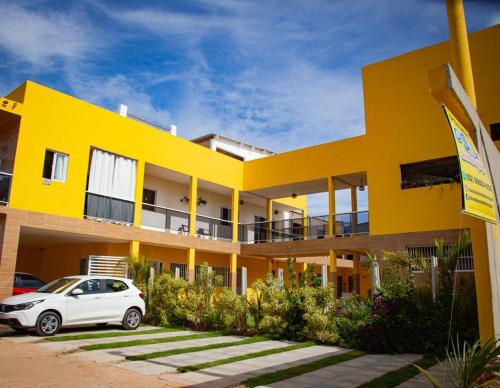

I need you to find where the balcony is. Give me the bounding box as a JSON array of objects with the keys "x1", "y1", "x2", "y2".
[
  {"x1": 84, "y1": 192, "x2": 135, "y2": 225},
  {"x1": 196, "y1": 215, "x2": 232, "y2": 241},
  {"x1": 141, "y1": 203, "x2": 190, "y2": 234},
  {"x1": 239, "y1": 211, "x2": 369, "y2": 244},
  {"x1": 0, "y1": 172, "x2": 12, "y2": 205}
]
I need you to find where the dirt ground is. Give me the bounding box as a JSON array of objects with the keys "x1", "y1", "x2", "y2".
[{"x1": 0, "y1": 339, "x2": 167, "y2": 388}]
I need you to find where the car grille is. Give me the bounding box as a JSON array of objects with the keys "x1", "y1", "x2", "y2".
[{"x1": 0, "y1": 304, "x2": 14, "y2": 313}]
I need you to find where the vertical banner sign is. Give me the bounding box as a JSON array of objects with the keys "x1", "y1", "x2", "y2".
[{"x1": 443, "y1": 106, "x2": 496, "y2": 224}]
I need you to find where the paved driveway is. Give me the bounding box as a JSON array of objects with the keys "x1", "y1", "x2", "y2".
[{"x1": 0, "y1": 325, "x2": 429, "y2": 387}]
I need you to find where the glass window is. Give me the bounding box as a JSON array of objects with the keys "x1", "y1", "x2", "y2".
[
  {"x1": 43, "y1": 150, "x2": 68, "y2": 182},
  {"x1": 104, "y1": 279, "x2": 128, "y2": 293},
  {"x1": 400, "y1": 156, "x2": 460, "y2": 189},
  {"x1": 38, "y1": 278, "x2": 80, "y2": 293},
  {"x1": 20, "y1": 274, "x2": 45, "y2": 289},
  {"x1": 143, "y1": 188, "x2": 156, "y2": 211},
  {"x1": 75, "y1": 279, "x2": 102, "y2": 294},
  {"x1": 490, "y1": 122, "x2": 500, "y2": 141}
]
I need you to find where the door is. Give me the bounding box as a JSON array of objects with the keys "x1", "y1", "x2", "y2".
[
  {"x1": 66, "y1": 279, "x2": 106, "y2": 324},
  {"x1": 255, "y1": 216, "x2": 267, "y2": 243},
  {"x1": 337, "y1": 276, "x2": 343, "y2": 298},
  {"x1": 99, "y1": 279, "x2": 131, "y2": 321}
]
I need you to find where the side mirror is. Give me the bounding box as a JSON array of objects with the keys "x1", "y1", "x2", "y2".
[{"x1": 70, "y1": 288, "x2": 83, "y2": 296}]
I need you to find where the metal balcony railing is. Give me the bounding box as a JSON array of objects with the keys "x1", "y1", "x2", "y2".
[
  {"x1": 0, "y1": 172, "x2": 12, "y2": 205},
  {"x1": 239, "y1": 211, "x2": 369, "y2": 244},
  {"x1": 333, "y1": 210, "x2": 369, "y2": 236},
  {"x1": 141, "y1": 203, "x2": 190, "y2": 234},
  {"x1": 84, "y1": 192, "x2": 135, "y2": 225},
  {"x1": 196, "y1": 215, "x2": 233, "y2": 241}
]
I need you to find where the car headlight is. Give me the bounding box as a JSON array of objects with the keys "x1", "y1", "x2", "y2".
[{"x1": 13, "y1": 300, "x2": 44, "y2": 310}]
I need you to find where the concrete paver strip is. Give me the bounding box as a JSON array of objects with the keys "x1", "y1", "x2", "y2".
[
  {"x1": 115, "y1": 340, "x2": 292, "y2": 376},
  {"x1": 158, "y1": 345, "x2": 347, "y2": 388},
  {"x1": 269, "y1": 353, "x2": 421, "y2": 388},
  {"x1": 37, "y1": 330, "x2": 196, "y2": 352},
  {"x1": 398, "y1": 360, "x2": 454, "y2": 388},
  {"x1": 70, "y1": 335, "x2": 245, "y2": 363},
  {"x1": 1, "y1": 324, "x2": 158, "y2": 344}
]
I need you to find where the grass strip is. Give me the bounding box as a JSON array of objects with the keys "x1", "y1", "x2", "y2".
[
  {"x1": 126, "y1": 335, "x2": 269, "y2": 361},
  {"x1": 80, "y1": 331, "x2": 223, "y2": 351},
  {"x1": 357, "y1": 354, "x2": 442, "y2": 388},
  {"x1": 47, "y1": 327, "x2": 181, "y2": 342},
  {"x1": 241, "y1": 349, "x2": 366, "y2": 387},
  {"x1": 178, "y1": 341, "x2": 316, "y2": 373}
]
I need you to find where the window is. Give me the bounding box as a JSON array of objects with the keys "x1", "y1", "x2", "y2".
[
  {"x1": 143, "y1": 188, "x2": 156, "y2": 211},
  {"x1": 490, "y1": 123, "x2": 500, "y2": 141},
  {"x1": 104, "y1": 279, "x2": 128, "y2": 293},
  {"x1": 75, "y1": 279, "x2": 102, "y2": 294},
  {"x1": 170, "y1": 263, "x2": 187, "y2": 279},
  {"x1": 220, "y1": 207, "x2": 231, "y2": 225},
  {"x1": 400, "y1": 156, "x2": 460, "y2": 189},
  {"x1": 19, "y1": 274, "x2": 45, "y2": 289},
  {"x1": 85, "y1": 149, "x2": 136, "y2": 224},
  {"x1": 43, "y1": 150, "x2": 68, "y2": 182},
  {"x1": 150, "y1": 260, "x2": 164, "y2": 274},
  {"x1": 195, "y1": 265, "x2": 229, "y2": 287}
]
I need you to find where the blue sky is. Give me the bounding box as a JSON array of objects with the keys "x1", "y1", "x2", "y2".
[{"x1": 0, "y1": 0, "x2": 498, "y2": 214}]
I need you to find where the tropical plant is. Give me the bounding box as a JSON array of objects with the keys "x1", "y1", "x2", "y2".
[{"x1": 415, "y1": 337, "x2": 500, "y2": 388}]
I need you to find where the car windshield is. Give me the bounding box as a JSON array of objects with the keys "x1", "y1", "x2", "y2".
[{"x1": 37, "y1": 278, "x2": 81, "y2": 294}]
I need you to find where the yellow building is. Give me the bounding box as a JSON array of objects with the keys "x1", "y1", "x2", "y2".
[{"x1": 0, "y1": 25, "x2": 498, "y2": 338}]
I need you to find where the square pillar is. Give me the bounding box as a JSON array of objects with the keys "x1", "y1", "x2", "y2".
[
  {"x1": 187, "y1": 248, "x2": 196, "y2": 282},
  {"x1": 266, "y1": 258, "x2": 273, "y2": 274},
  {"x1": 266, "y1": 199, "x2": 273, "y2": 242},
  {"x1": 329, "y1": 249, "x2": 337, "y2": 292},
  {"x1": 188, "y1": 176, "x2": 198, "y2": 236},
  {"x1": 133, "y1": 159, "x2": 145, "y2": 227},
  {"x1": 328, "y1": 177, "x2": 336, "y2": 237},
  {"x1": 231, "y1": 189, "x2": 240, "y2": 243},
  {"x1": 351, "y1": 186, "x2": 358, "y2": 235},
  {"x1": 0, "y1": 215, "x2": 20, "y2": 299},
  {"x1": 352, "y1": 253, "x2": 360, "y2": 294},
  {"x1": 303, "y1": 209, "x2": 308, "y2": 240},
  {"x1": 129, "y1": 240, "x2": 140, "y2": 258},
  {"x1": 230, "y1": 253, "x2": 237, "y2": 292}
]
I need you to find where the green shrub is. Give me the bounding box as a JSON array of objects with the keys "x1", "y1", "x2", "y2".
[{"x1": 213, "y1": 288, "x2": 248, "y2": 334}]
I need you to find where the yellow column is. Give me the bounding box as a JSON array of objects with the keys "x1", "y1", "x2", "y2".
[
  {"x1": 303, "y1": 208, "x2": 308, "y2": 240},
  {"x1": 230, "y1": 253, "x2": 237, "y2": 292},
  {"x1": 353, "y1": 254, "x2": 360, "y2": 294},
  {"x1": 231, "y1": 189, "x2": 240, "y2": 243},
  {"x1": 266, "y1": 199, "x2": 273, "y2": 242},
  {"x1": 328, "y1": 177, "x2": 336, "y2": 237},
  {"x1": 133, "y1": 160, "x2": 145, "y2": 227},
  {"x1": 188, "y1": 176, "x2": 198, "y2": 236},
  {"x1": 129, "y1": 240, "x2": 140, "y2": 258},
  {"x1": 266, "y1": 258, "x2": 273, "y2": 274},
  {"x1": 351, "y1": 186, "x2": 358, "y2": 235},
  {"x1": 329, "y1": 249, "x2": 338, "y2": 294},
  {"x1": 187, "y1": 248, "x2": 196, "y2": 283},
  {"x1": 446, "y1": 0, "x2": 476, "y2": 108}
]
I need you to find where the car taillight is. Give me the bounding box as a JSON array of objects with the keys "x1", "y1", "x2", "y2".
[{"x1": 139, "y1": 293, "x2": 145, "y2": 299}]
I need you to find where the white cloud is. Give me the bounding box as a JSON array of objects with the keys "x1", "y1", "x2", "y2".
[
  {"x1": 67, "y1": 74, "x2": 173, "y2": 127},
  {"x1": 0, "y1": 4, "x2": 100, "y2": 67}
]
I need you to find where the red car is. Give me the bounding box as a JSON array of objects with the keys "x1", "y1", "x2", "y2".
[{"x1": 13, "y1": 272, "x2": 46, "y2": 295}]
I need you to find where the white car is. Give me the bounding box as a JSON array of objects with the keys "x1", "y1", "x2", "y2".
[{"x1": 0, "y1": 276, "x2": 146, "y2": 336}]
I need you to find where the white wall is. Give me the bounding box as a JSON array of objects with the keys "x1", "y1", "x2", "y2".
[
  {"x1": 211, "y1": 138, "x2": 273, "y2": 161},
  {"x1": 143, "y1": 174, "x2": 294, "y2": 224}
]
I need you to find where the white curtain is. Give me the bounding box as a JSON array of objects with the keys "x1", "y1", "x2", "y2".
[
  {"x1": 86, "y1": 149, "x2": 137, "y2": 223},
  {"x1": 53, "y1": 153, "x2": 68, "y2": 181},
  {"x1": 88, "y1": 149, "x2": 136, "y2": 201}
]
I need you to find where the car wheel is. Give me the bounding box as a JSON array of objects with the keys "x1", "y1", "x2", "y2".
[
  {"x1": 35, "y1": 311, "x2": 61, "y2": 336},
  {"x1": 122, "y1": 308, "x2": 141, "y2": 330}
]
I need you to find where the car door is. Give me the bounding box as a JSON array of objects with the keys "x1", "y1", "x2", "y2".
[
  {"x1": 66, "y1": 279, "x2": 107, "y2": 324},
  {"x1": 99, "y1": 279, "x2": 130, "y2": 321}
]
